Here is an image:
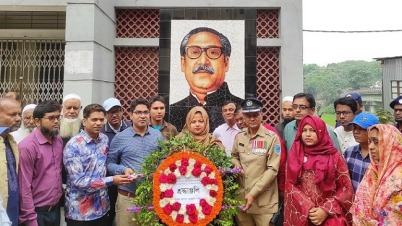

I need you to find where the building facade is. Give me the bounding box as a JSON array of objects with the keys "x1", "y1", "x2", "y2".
[
  {"x1": 375, "y1": 56, "x2": 402, "y2": 111},
  {"x1": 0, "y1": 0, "x2": 303, "y2": 125}
]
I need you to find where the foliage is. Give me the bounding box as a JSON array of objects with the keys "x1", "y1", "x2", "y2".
[
  {"x1": 303, "y1": 60, "x2": 382, "y2": 106},
  {"x1": 376, "y1": 108, "x2": 394, "y2": 124},
  {"x1": 134, "y1": 133, "x2": 242, "y2": 226}
]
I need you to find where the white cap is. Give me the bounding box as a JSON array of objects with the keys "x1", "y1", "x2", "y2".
[
  {"x1": 282, "y1": 96, "x2": 293, "y2": 103},
  {"x1": 63, "y1": 93, "x2": 81, "y2": 103},
  {"x1": 22, "y1": 104, "x2": 37, "y2": 114},
  {"x1": 103, "y1": 98, "x2": 122, "y2": 111}
]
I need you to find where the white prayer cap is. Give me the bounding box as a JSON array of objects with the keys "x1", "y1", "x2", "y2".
[
  {"x1": 22, "y1": 104, "x2": 37, "y2": 114},
  {"x1": 63, "y1": 93, "x2": 81, "y2": 103},
  {"x1": 282, "y1": 96, "x2": 293, "y2": 103}
]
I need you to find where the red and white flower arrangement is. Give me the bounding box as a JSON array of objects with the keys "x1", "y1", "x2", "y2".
[{"x1": 153, "y1": 152, "x2": 223, "y2": 226}]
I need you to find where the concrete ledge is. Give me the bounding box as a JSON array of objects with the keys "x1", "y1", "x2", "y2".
[
  {"x1": 257, "y1": 38, "x2": 283, "y2": 47},
  {"x1": 0, "y1": 29, "x2": 65, "y2": 39},
  {"x1": 115, "y1": 0, "x2": 283, "y2": 8},
  {"x1": 114, "y1": 38, "x2": 159, "y2": 47}
]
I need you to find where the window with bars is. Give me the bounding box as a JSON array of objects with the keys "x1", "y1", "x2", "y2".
[{"x1": 391, "y1": 80, "x2": 402, "y2": 99}]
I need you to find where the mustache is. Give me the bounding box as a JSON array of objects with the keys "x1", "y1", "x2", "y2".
[{"x1": 192, "y1": 65, "x2": 215, "y2": 74}]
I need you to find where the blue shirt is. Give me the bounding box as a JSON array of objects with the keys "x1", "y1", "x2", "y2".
[
  {"x1": 63, "y1": 131, "x2": 113, "y2": 221},
  {"x1": 107, "y1": 126, "x2": 163, "y2": 193},
  {"x1": 5, "y1": 139, "x2": 18, "y2": 226},
  {"x1": 343, "y1": 144, "x2": 371, "y2": 193}
]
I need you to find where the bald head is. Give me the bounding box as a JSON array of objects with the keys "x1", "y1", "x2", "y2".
[{"x1": 0, "y1": 97, "x2": 22, "y2": 133}]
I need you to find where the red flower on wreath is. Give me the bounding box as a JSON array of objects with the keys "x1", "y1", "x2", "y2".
[
  {"x1": 200, "y1": 198, "x2": 207, "y2": 207},
  {"x1": 194, "y1": 161, "x2": 202, "y2": 168},
  {"x1": 186, "y1": 204, "x2": 196, "y2": 215},
  {"x1": 176, "y1": 214, "x2": 184, "y2": 223},
  {"x1": 192, "y1": 167, "x2": 202, "y2": 177},
  {"x1": 169, "y1": 163, "x2": 177, "y2": 172},
  {"x1": 189, "y1": 214, "x2": 198, "y2": 223},
  {"x1": 164, "y1": 189, "x2": 174, "y2": 198},
  {"x1": 202, "y1": 204, "x2": 212, "y2": 215},
  {"x1": 159, "y1": 174, "x2": 168, "y2": 183},
  {"x1": 209, "y1": 190, "x2": 217, "y2": 198},
  {"x1": 172, "y1": 202, "x2": 181, "y2": 211},
  {"x1": 167, "y1": 174, "x2": 177, "y2": 184},
  {"x1": 160, "y1": 192, "x2": 165, "y2": 199},
  {"x1": 179, "y1": 165, "x2": 187, "y2": 175},
  {"x1": 204, "y1": 166, "x2": 213, "y2": 175},
  {"x1": 163, "y1": 203, "x2": 173, "y2": 215},
  {"x1": 181, "y1": 158, "x2": 189, "y2": 167},
  {"x1": 201, "y1": 177, "x2": 210, "y2": 186}
]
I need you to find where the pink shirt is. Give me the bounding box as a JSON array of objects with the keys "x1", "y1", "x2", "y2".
[{"x1": 18, "y1": 129, "x2": 63, "y2": 226}]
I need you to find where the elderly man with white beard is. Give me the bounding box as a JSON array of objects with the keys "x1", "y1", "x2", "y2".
[
  {"x1": 60, "y1": 93, "x2": 82, "y2": 146},
  {"x1": 11, "y1": 104, "x2": 37, "y2": 144}
]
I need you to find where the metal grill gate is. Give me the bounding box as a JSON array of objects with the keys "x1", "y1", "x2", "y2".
[{"x1": 0, "y1": 39, "x2": 65, "y2": 105}]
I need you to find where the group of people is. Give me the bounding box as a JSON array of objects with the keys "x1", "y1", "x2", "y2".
[{"x1": 0, "y1": 90, "x2": 402, "y2": 226}]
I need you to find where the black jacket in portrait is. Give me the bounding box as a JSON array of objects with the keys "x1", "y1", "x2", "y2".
[{"x1": 169, "y1": 82, "x2": 243, "y2": 132}]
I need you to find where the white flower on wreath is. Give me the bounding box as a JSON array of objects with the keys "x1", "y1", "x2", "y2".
[
  {"x1": 178, "y1": 206, "x2": 186, "y2": 215},
  {"x1": 164, "y1": 168, "x2": 172, "y2": 175},
  {"x1": 205, "y1": 184, "x2": 218, "y2": 191},
  {"x1": 185, "y1": 166, "x2": 194, "y2": 178},
  {"x1": 200, "y1": 172, "x2": 207, "y2": 179},
  {"x1": 184, "y1": 215, "x2": 190, "y2": 223},
  {"x1": 174, "y1": 168, "x2": 181, "y2": 178},
  {"x1": 201, "y1": 164, "x2": 206, "y2": 170},
  {"x1": 189, "y1": 158, "x2": 196, "y2": 167},
  {"x1": 160, "y1": 183, "x2": 172, "y2": 192},
  {"x1": 196, "y1": 205, "x2": 206, "y2": 219},
  {"x1": 209, "y1": 172, "x2": 215, "y2": 179},
  {"x1": 175, "y1": 160, "x2": 181, "y2": 167},
  {"x1": 159, "y1": 198, "x2": 170, "y2": 208},
  {"x1": 206, "y1": 196, "x2": 216, "y2": 206},
  {"x1": 170, "y1": 211, "x2": 178, "y2": 220}
]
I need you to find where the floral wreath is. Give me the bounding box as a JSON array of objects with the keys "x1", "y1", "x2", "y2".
[{"x1": 153, "y1": 151, "x2": 223, "y2": 226}]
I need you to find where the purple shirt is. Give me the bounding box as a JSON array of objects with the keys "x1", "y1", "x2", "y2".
[{"x1": 18, "y1": 129, "x2": 63, "y2": 226}]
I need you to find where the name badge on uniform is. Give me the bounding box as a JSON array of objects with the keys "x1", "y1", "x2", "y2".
[{"x1": 252, "y1": 140, "x2": 268, "y2": 155}]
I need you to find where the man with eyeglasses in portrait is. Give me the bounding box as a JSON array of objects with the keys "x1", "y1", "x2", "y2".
[
  {"x1": 169, "y1": 27, "x2": 243, "y2": 132},
  {"x1": 18, "y1": 100, "x2": 63, "y2": 226},
  {"x1": 100, "y1": 98, "x2": 131, "y2": 226},
  {"x1": 283, "y1": 93, "x2": 341, "y2": 154},
  {"x1": 11, "y1": 104, "x2": 37, "y2": 144},
  {"x1": 107, "y1": 98, "x2": 163, "y2": 226},
  {"x1": 333, "y1": 97, "x2": 359, "y2": 154}
]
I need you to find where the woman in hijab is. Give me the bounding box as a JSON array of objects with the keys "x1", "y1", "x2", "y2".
[
  {"x1": 352, "y1": 124, "x2": 402, "y2": 225},
  {"x1": 284, "y1": 115, "x2": 354, "y2": 226},
  {"x1": 178, "y1": 106, "x2": 224, "y2": 150}
]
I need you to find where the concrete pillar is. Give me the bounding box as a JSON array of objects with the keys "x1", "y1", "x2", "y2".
[
  {"x1": 279, "y1": 1, "x2": 304, "y2": 97},
  {"x1": 64, "y1": 0, "x2": 116, "y2": 106}
]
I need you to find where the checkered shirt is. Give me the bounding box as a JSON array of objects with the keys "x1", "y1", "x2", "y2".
[{"x1": 343, "y1": 144, "x2": 371, "y2": 193}]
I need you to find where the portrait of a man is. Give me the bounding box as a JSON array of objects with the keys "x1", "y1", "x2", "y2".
[{"x1": 169, "y1": 21, "x2": 245, "y2": 132}]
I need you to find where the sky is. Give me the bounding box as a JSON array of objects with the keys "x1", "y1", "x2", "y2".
[{"x1": 303, "y1": 0, "x2": 402, "y2": 66}]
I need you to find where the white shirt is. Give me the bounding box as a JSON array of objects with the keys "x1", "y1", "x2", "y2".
[
  {"x1": 212, "y1": 123, "x2": 241, "y2": 157},
  {"x1": 334, "y1": 126, "x2": 359, "y2": 154},
  {"x1": 0, "y1": 195, "x2": 12, "y2": 226},
  {"x1": 10, "y1": 127, "x2": 32, "y2": 144}
]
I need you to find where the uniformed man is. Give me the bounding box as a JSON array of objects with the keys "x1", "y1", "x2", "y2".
[{"x1": 232, "y1": 98, "x2": 281, "y2": 226}]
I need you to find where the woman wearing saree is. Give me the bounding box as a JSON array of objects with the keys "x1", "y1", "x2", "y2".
[
  {"x1": 351, "y1": 124, "x2": 402, "y2": 225},
  {"x1": 177, "y1": 106, "x2": 224, "y2": 149},
  {"x1": 284, "y1": 115, "x2": 354, "y2": 226}
]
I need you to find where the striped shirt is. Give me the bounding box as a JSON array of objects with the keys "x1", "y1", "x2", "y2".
[
  {"x1": 107, "y1": 126, "x2": 163, "y2": 193},
  {"x1": 343, "y1": 144, "x2": 371, "y2": 193}
]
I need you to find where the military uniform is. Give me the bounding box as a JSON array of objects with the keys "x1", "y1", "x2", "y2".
[{"x1": 232, "y1": 98, "x2": 281, "y2": 226}]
